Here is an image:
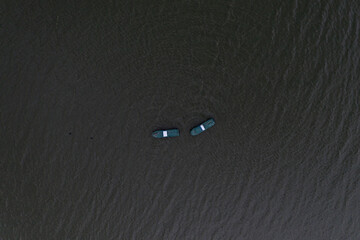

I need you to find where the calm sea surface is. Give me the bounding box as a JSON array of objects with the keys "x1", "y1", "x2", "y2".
[{"x1": 1, "y1": 0, "x2": 360, "y2": 239}]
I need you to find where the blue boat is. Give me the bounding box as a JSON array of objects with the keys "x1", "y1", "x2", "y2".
[
  {"x1": 190, "y1": 118, "x2": 215, "y2": 136},
  {"x1": 152, "y1": 129, "x2": 180, "y2": 138}
]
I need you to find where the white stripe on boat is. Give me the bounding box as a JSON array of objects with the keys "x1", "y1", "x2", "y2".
[
  {"x1": 163, "y1": 131, "x2": 168, "y2": 137},
  {"x1": 200, "y1": 125, "x2": 205, "y2": 131}
]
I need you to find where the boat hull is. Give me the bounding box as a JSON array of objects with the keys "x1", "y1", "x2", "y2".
[
  {"x1": 152, "y1": 129, "x2": 180, "y2": 138},
  {"x1": 190, "y1": 118, "x2": 215, "y2": 136}
]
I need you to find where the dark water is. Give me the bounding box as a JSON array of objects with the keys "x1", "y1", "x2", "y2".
[{"x1": 1, "y1": 0, "x2": 360, "y2": 239}]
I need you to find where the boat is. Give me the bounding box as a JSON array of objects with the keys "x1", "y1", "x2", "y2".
[
  {"x1": 190, "y1": 118, "x2": 215, "y2": 136},
  {"x1": 152, "y1": 129, "x2": 180, "y2": 138}
]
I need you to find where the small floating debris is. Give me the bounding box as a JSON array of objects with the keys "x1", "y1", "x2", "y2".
[
  {"x1": 152, "y1": 129, "x2": 180, "y2": 138},
  {"x1": 190, "y1": 118, "x2": 215, "y2": 136}
]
